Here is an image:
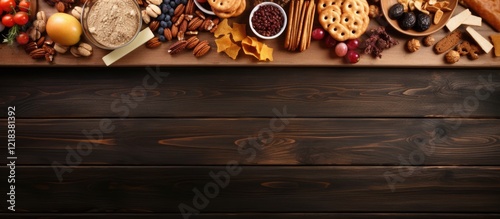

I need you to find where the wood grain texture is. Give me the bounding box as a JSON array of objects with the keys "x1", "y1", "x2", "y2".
[
  {"x1": 1, "y1": 67, "x2": 499, "y2": 118},
  {"x1": 1, "y1": 118, "x2": 499, "y2": 165},
  {"x1": 1, "y1": 166, "x2": 499, "y2": 213},
  {"x1": 4, "y1": 213, "x2": 500, "y2": 218}
]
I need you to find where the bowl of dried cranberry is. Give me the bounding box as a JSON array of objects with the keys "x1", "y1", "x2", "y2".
[{"x1": 249, "y1": 2, "x2": 287, "y2": 40}]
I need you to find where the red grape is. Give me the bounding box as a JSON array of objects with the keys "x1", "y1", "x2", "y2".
[
  {"x1": 311, "y1": 27, "x2": 325, "y2": 40},
  {"x1": 324, "y1": 35, "x2": 337, "y2": 48},
  {"x1": 335, "y1": 42, "x2": 348, "y2": 57},
  {"x1": 345, "y1": 50, "x2": 360, "y2": 64},
  {"x1": 346, "y1": 39, "x2": 360, "y2": 50}
]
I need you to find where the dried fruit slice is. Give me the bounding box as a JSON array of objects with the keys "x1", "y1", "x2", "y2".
[{"x1": 434, "y1": 9, "x2": 443, "y2": 24}]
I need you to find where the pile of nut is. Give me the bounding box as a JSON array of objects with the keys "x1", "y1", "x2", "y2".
[
  {"x1": 24, "y1": 10, "x2": 93, "y2": 63},
  {"x1": 139, "y1": 0, "x2": 218, "y2": 57},
  {"x1": 43, "y1": 0, "x2": 81, "y2": 12}
]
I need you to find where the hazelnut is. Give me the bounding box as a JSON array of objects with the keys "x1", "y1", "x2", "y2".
[
  {"x1": 445, "y1": 50, "x2": 460, "y2": 64},
  {"x1": 406, "y1": 38, "x2": 420, "y2": 53},
  {"x1": 369, "y1": 5, "x2": 381, "y2": 18},
  {"x1": 423, "y1": 35, "x2": 435, "y2": 47}
]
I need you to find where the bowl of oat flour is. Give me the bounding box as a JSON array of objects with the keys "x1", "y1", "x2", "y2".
[{"x1": 81, "y1": 0, "x2": 142, "y2": 50}]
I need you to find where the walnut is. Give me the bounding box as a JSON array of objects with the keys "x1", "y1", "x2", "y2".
[
  {"x1": 445, "y1": 50, "x2": 460, "y2": 64},
  {"x1": 369, "y1": 5, "x2": 381, "y2": 18},
  {"x1": 406, "y1": 38, "x2": 420, "y2": 53},
  {"x1": 423, "y1": 35, "x2": 435, "y2": 47}
]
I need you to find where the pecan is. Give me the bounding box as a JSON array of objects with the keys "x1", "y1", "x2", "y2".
[
  {"x1": 195, "y1": 10, "x2": 205, "y2": 20},
  {"x1": 164, "y1": 28, "x2": 173, "y2": 41},
  {"x1": 29, "y1": 48, "x2": 46, "y2": 59},
  {"x1": 168, "y1": 40, "x2": 187, "y2": 55},
  {"x1": 174, "y1": 4, "x2": 185, "y2": 17},
  {"x1": 36, "y1": 36, "x2": 46, "y2": 48},
  {"x1": 45, "y1": 53, "x2": 54, "y2": 63},
  {"x1": 56, "y1": 2, "x2": 66, "y2": 12},
  {"x1": 193, "y1": 40, "x2": 210, "y2": 57},
  {"x1": 210, "y1": 24, "x2": 218, "y2": 33},
  {"x1": 149, "y1": 20, "x2": 160, "y2": 32},
  {"x1": 188, "y1": 17, "x2": 203, "y2": 31},
  {"x1": 24, "y1": 42, "x2": 38, "y2": 53},
  {"x1": 185, "y1": 0, "x2": 195, "y2": 14},
  {"x1": 43, "y1": 45, "x2": 56, "y2": 55},
  {"x1": 146, "y1": 37, "x2": 162, "y2": 48},
  {"x1": 202, "y1": 19, "x2": 214, "y2": 31},
  {"x1": 180, "y1": 20, "x2": 188, "y2": 33},
  {"x1": 171, "y1": 25, "x2": 179, "y2": 38},
  {"x1": 177, "y1": 31, "x2": 185, "y2": 41},
  {"x1": 185, "y1": 36, "x2": 200, "y2": 49},
  {"x1": 174, "y1": 14, "x2": 185, "y2": 26},
  {"x1": 185, "y1": 14, "x2": 194, "y2": 21},
  {"x1": 212, "y1": 17, "x2": 220, "y2": 25}
]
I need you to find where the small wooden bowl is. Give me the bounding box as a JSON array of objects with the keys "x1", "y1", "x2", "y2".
[{"x1": 380, "y1": 0, "x2": 458, "y2": 36}]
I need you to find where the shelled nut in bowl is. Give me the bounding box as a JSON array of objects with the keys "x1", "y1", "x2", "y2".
[
  {"x1": 81, "y1": 0, "x2": 142, "y2": 50},
  {"x1": 380, "y1": 0, "x2": 458, "y2": 37},
  {"x1": 249, "y1": 2, "x2": 287, "y2": 40},
  {"x1": 193, "y1": 0, "x2": 216, "y2": 15}
]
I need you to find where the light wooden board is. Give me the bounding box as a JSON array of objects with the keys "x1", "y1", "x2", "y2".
[{"x1": 0, "y1": 1, "x2": 498, "y2": 67}]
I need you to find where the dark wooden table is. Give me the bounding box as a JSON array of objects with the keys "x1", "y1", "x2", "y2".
[{"x1": 1, "y1": 66, "x2": 499, "y2": 218}]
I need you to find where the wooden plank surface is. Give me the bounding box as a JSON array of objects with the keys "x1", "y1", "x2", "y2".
[
  {"x1": 1, "y1": 166, "x2": 499, "y2": 213},
  {"x1": 4, "y1": 213, "x2": 500, "y2": 218},
  {"x1": 1, "y1": 67, "x2": 499, "y2": 118},
  {"x1": 2, "y1": 118, "x2": 499, "y2": 165},
  {"x1": 0, "y1": 1, "x2": 499, "y2": 67}
]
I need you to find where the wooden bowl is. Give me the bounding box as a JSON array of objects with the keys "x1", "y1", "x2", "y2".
[{"x1": 380, "y1": 0, "x2": 458, "y2": 36}]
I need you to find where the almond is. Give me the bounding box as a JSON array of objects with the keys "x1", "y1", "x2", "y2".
[
  {"x1": 146, "y1": 37, "x2": 162, "y2": 48},
  {"x1": 193, "y1": 40, "x2": 210, "y2": 57},
  {"x1": 185, "y1": 36, "x2": 200, "y2": 49},
  {"x1": 56, "y1": 2, "x2": 66, "y2": 12}
]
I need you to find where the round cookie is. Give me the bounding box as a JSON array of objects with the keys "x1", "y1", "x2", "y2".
[
  {"x1": 209, "y1": 0, "x2": 240, "y2": 13},
  {"x1": 213, "y1": 0, "x2": 245, "y2": 18},
  {"x1": 318, "y1": 0, "x2": 369, "y2": 41}
]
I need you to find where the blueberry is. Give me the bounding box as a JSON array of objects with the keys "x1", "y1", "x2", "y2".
[
  {"x1": 181, "y1": 0, "x2": 187, "y2": 4},
  {"x1": 158, "y1": 27, "x2": 164, "y2": 35},
  {"x1": 175, "y1": 0, "x2": 181, "y2": 5},
  {"x1": 162, "y1": 5, "x2": 169, "y2": 13},
  {"x1": 164, "y1": 0, "x2": 170, "y2": 4},
  {"x1": 168, "y1": 8, "x2": 174, "y2": 16},
  {"x1": 166, "y1": 4, "x2": 172, "y2": 10},
  {"x1": 164, "y1": 14, "x2": 171, "y2": 21},
  {"x1": 159, "y1": 35, "x2": 166, "y2": 42},
  {"x1": 160, "y1": 21, "x2": 167, "y2": 28},
  {"x1": 166, "y1": 20, "x2": 173, "y2": 28},
  {"x1": 157, "y1": 14, "x2": 165, "y2": 21},
  {"x1": 169, "y1": 1, "x2": 176, "y2": 7}
]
